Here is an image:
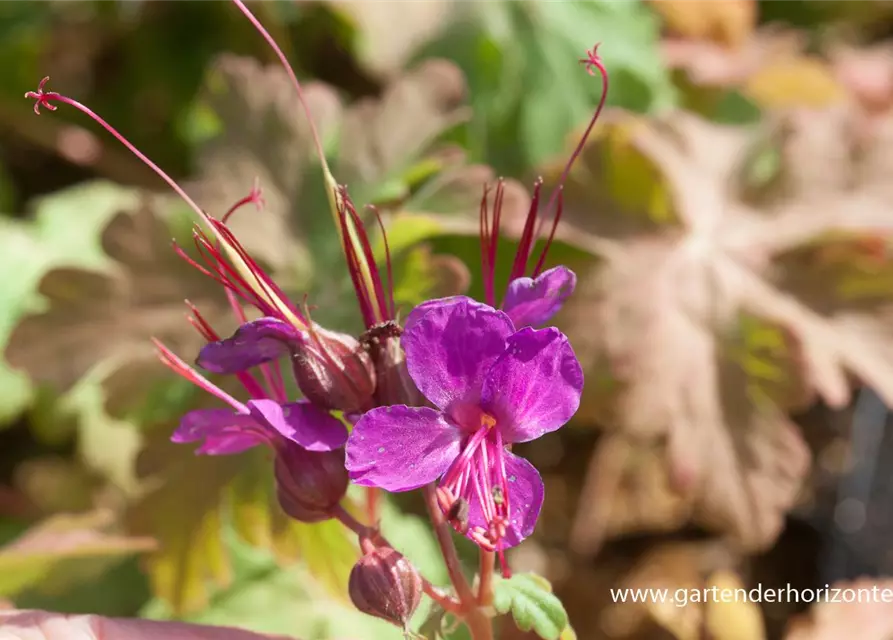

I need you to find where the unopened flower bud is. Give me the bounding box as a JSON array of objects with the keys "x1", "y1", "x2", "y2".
[
  {"x1": 292, "y1": 326, "x2": 376, "y2": 413},
  {"x1": 274, "y1": 443, "x2": 348, "y2": 523},
  {"x1": 349, "y1": 547, "x2": 422, "y2": 629},
  {"x1": 360, "y1": 322, "x2": 425, "y2": 407}
]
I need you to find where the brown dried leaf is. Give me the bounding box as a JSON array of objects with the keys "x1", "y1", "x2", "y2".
[
  {"x1": 332, "y1": 0, "x2": 455, "y2": 77},
  {"x1": 601, "y1": 542, "x2": 761, "y2": 640},
  {"x1": 662, "y1": 27, "x2": 844, "y2": 112},
  {"x1": 190, "y1": 54, "x2": 343, "y2": 271},
  {"x1": 338, "y1": 58, "x2": 469, "y2": 194},
  {"x1": 832, "y1": 44, "x2": 893, "y2": 115},
  {"x1": 784, "y1": 578, "x2": 893, "y2": 640},
  {"x1": 0, "y1": 609, "x2": 295, "y2": 640},
  {"x1": 5, "y1": 202, "x2": 231, "y2": 418},
  {"x1": 649, "y1": 0, "x2": 756, "y2": 49},
  {"x1": 562, "y1": 108, "x2": 893, "y2": 552},
  {"x1": 190, "y1": 54, "x2": 475, "y2": 282},
  {"x1": 661, "y1": 27, "x2": 805, "y2": 89}
]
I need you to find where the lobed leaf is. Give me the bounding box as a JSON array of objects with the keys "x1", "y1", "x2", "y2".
[
  {"x1": 416, "y1": 0, "x2": 676, "y2": 174},
  {"x1": 492, "y1": 573, "x2": 569, "y2": 640},
  {"x1": 559, "y1": 107, "x2": 893, "y2": 553},
  {"x1": 0, "y1": 181, "x2": 134, "y2": 425},
  {"x1": 188, "y1": 54, "x2": 485, "y2": 333},
  {"x1": 127, "y1": 431, "x2": 357, "y2": 616},
  {"x1": 4, "y1": 185, "x2": 232, "y2": 421}
]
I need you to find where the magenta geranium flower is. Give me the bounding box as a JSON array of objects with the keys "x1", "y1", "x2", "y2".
[
  {"x1": 345, "y1": 296, "x2": 583, "y2": 554},
  {"x1": 156, "y1": 337, "x2": 347, "y2": 456},
  {"x1": 405, "y1": 265, "x2": 576, "y2": 335}
]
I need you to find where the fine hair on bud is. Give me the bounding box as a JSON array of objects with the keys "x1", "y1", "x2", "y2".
[
  {"x1": 348, "y1": 547, "x2": 422, "y2": 629},
  {"x1": 360, "y1": 321, "x2": 425, "y2": 407},
  {"x1": 274, "y1": 443, "x2": 349, "y2": 523}
]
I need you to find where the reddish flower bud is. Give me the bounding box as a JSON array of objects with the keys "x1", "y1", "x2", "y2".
[
  {"x1": 274, "y1": 443, "x2": 348, "y2": 523},
  {"x1": 292, "y1": 326, "x2": 376, "y2": 413},
  {"x1": 348, "y1": 547, "x2": 422, "y2": 629},
  {"x1": 360, "y1": 322, "x2": 425, "y2": 407}
]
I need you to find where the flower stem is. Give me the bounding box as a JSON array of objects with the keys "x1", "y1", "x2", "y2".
[
  {"x1": 330, "y1": 502, "x2": 462, "y2": 616},
  {"x1": 365, "y1": 486, "x2": 380, "y2": 525},
  {"x1": 477, "y1": 550, "x2": 495, "y2": 606},
  {"x1": 422, "y1": 485, "x2": 493, "y2": 640}
]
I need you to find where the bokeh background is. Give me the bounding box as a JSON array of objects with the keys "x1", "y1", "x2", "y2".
[{"x1": 3, "y1": 1, "x2": 893, "y2": 639}]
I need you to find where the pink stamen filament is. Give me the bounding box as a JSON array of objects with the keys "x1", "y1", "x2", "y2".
[
  {"x1": 222, "y1": 180, "x2": 265, "y2": 224},
  {"x1": 534, "y1": 44, "x2": 609, "y2": 240},
  {"x1": 337, "y1": 187, "x2": 395, "y2": 327},
  {"x1": 26, "y1": 78, "x2": 216, "y2": 232},
  {"x1": 229, "y1": 0, "x2": 329, "y2": 182},
  {"x1": 485, "y1": 44, "x2": 608, "y2": 301},
  {"x1": 208, "y1": 219, "x2": 305, "y2": 320},
  {"x1": 491, "y1": 431, "x2": 511, "y2": 577},
  {"x1": 185, "y1": 300, "x2": 220, "y2": 342},
  {"x1": 479, "y1": 181, "x2": 505, "y2": 308},
  {"x1": 438, "y1": 417, "x2": 512, "y2": 560},
  {"x1": 26, "y1": 79, "x2": 306, "y2": 331},
  {"x1": 507, "y1": 179, "x2": 543, "y2": 283},
  {"x1": 369, "y1": 205, "x2": 396, "y2": 321},
  {"x1": 181, "y1": 231, "x2": 275, "y2": 317},
  {"x1": 531, "y1": 190, "x2": 563, "y2": 278},
  {"x1": 153, "y1": 338, "x2": 249, "y2": 413}
]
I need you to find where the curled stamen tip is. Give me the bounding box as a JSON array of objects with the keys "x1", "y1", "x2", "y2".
[
  {"x1": 250, "y1": 177, "x2": 266, "y2": 210},
  {"x1": 580, "y1": 43, "x2": 604, "y2": 75},
  {"x1": 26, "y1": 76, "x2": 57, "y2": 115}
]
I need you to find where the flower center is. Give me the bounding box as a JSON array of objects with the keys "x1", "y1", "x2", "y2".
[{"x1": 436, "y1": 412, "x2": 511, "y2": 557}]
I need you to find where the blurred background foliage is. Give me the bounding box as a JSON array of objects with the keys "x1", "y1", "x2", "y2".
[{"x1": 3, "y1": 1, "x2": 893, "y2": 639}]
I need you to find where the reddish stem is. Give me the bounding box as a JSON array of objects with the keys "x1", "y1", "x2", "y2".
[
  {"x1": 26, "y1": 78, "x2": 213, "y2": 229},
  {"x1": 365, "y1": 486, "x2": 380, "y2": 525},
  {"x1": 422, "y1": 485, "x2": 493, "y2": 640},
  {"x1": 536, "y1": 44, "x2": 609, "y2": 241},
  {"x1": 477, "y1": 550, "x2": 495, "y2": 607},
  {"x1": 330, "y1": 503, "x2": 462, "y2": 615}
]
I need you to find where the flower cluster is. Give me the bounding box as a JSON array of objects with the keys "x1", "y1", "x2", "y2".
[{"x1": 26, "y1": 0, "x2": 607, "y2": 632}]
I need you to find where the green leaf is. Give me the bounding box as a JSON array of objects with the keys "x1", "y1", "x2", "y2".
[
  {"x1": 0, "y1": 181, "x2": 133, "y2": 426},
  {"x1": 142, "y1": 531, "x2": 401, "y2": 640},
  {"x1": 492, "y1": 573, "x2": 569, "y2": 640},
  {"x1": 416, "y1": 0, "x2": 676, "y2": 174},
  {"x1": 0, "y1": 510, "x2": 156, "y2": 598},
  {"x1": 129, "y1": 437, "x2": 360, "y2": 616}
]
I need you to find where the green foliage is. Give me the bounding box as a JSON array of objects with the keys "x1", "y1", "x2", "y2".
[
  {"x1": 0, "y1": 510, "x2": 155, "y2": 599},
  {"x1": 0, "y1": 181, "x2": 133, "y2": 426},
  {"x1": 141, "y1": 497, "x2": 449, "y2": 640},
  {"x1": 12, "y1": 2, "x2": 886, "y2": 639},
  {"x1": 492, "y1": 573, "x2": 570, "y2": 640},
  {"x1": 416, "y1": 0, "x2": 676, "y2": 175}
]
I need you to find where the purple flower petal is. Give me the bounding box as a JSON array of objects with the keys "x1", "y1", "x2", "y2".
[
  {"x1": 197, "y1": 318, "x2": 305, "y2": 374},
  {"x1": 502, "y1": 266, "x2": 576, "y2": 328},
  {"x1": 403, "y1": 296, "x2": 466, "y2": 333},
  {"x1": 346, "y1": 406, "x2": 461, "y2": 492},
  {"x1": 246, "y1": 399, "x2": 347, "y2": 452},
  {"x1": 481, "y1": 326, "x2": 583, "y2": 443},
  {"x1": 173, "y1": 408, "x2": 262, "y2": 455},
  {"x1": 466, "y1": 451, "x2": 544, "y2": 548},
  {"x1": 403, "y1": 297, "x2": 514, "y2": 411}
]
